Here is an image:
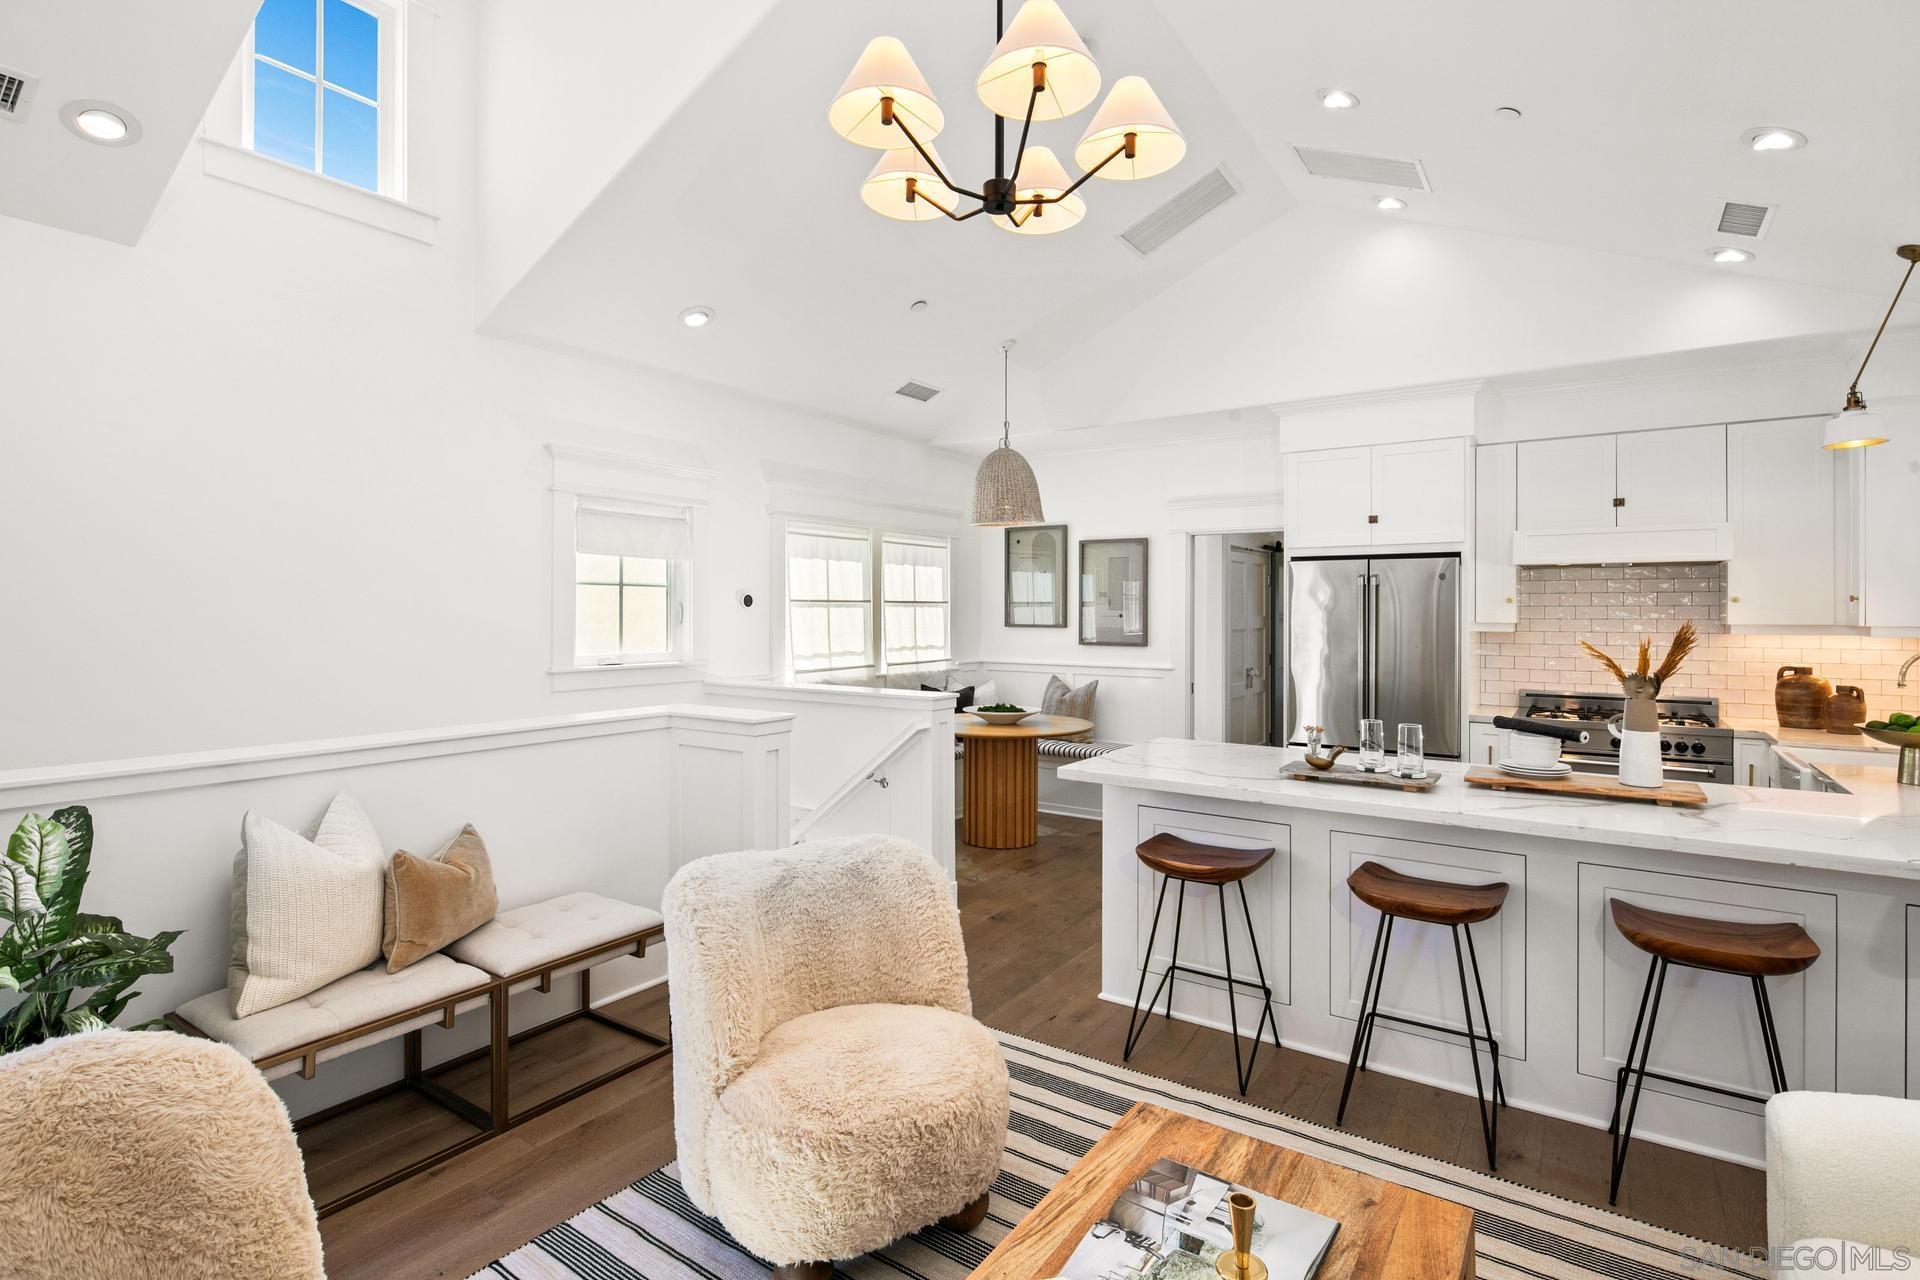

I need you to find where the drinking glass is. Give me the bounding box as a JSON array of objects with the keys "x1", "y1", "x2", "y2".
[
  {"x1": 1396, "y1": 723, "x2": 1426, "y2": 778},
  {"x1": 1358, "y1": 718, "x2": 1386, "y2": 771}
]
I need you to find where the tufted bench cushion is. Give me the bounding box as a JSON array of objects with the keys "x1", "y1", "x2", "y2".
[
  {"x1": 174, "y1": 954, "x2": 492, "y2": 1081},
  {"x1": 446, "y1": 891, "x2": 665, "y2": 991}
]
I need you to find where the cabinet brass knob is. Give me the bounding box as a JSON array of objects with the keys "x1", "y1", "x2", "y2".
[
  {"x1": 1505, "y1": 596, "x2": 1514, "y2": 604},
  {"x1": 1850, "y1": 594, "x2": 1860, "y2": 602},
  {"x1": 1367, "y1": 514, "x2": 1380, "y2": 525},
  {"x1": 1731, "y1": 596, "x2": 1741, "y2": 604}
]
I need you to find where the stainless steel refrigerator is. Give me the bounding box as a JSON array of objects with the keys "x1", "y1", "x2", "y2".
[{"x1": 1284, "y1": 554, "x2": 1460, "y2": 757}]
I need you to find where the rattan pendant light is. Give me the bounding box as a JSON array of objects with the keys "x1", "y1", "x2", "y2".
[{"x1": 971, "y1": 341, "x2": 1046, "y2": 527}]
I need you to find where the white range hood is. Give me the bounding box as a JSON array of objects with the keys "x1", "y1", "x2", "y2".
[{"x1": 1510, "y1": 522, "x2": 1732, "y2": 566}]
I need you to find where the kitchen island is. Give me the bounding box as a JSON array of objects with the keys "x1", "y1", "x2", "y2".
[{"x1": 1059, "y1": 740, "x2": 1920, "y2": 1165}]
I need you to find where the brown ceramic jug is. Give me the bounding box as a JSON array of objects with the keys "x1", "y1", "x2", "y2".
[
  {"x1": 1774, "y1": 666, "x2": 1832, "y2": 729},
  {"x1": 1825, "y1": 685, "x2": 1866, "y2": 736}
]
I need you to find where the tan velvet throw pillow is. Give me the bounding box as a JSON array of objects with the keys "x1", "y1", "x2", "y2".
[{"x1": 383, "y1": 825, "x2": 499, "y2": 972}]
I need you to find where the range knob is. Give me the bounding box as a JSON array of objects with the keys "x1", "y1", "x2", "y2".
[
  {"x1": 1690, "y1": 741, "x2": 1707, "y2": 756},
  {"x1": 1660, "y1": 739, "x2": 1673, "y2": 753}
]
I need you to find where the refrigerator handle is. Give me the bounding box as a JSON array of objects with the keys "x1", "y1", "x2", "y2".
[
  {"x1": 1356, "y1": 572, "x2": 1371, "y2": 721},
  {"x1": 1370, "y1": 574, "x2": 1382, "y2": 720}
]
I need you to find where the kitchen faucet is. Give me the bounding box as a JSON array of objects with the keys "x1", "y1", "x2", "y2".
[{"x1": 1901, "y1": 654, "x2": 1920, "y2": 688}]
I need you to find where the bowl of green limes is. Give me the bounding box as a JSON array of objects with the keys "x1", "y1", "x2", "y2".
[{"x1": 1860, "y1": 711, "x2": 1920, "y2": 748}]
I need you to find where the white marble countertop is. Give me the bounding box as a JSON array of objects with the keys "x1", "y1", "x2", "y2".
[{"x1": 1061, "y1": 738, "x2": 1920, "y2": 881}]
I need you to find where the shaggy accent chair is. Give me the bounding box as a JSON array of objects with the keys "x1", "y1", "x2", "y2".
[
  {"x1": 665, "y1": 835, "x2": 1009, "y2": 1280},
  {"x1": 1766, "y1": 1091, "x2": 1920, "y2": 1276},
  {"x1": 0, "y1": 1030, "x2": 325, "y2": 1280}
]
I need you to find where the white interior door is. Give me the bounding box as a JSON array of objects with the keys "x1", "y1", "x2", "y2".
[{"x1": 1227, "y1": 545, "x2": 1271, "y2": 745}]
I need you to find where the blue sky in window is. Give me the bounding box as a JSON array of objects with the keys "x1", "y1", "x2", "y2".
[
  {"x1": 323, "y1": 0, "x2": 379, "y2": 100},
  {"x1": 255, "y1": 0, "x2": 315, "y2": 71},
  {"x1": 323, "y1": 91, "x2": 378, "y2": 190},
  {"x1": 254, "y1": 61, "x2": 316, "y2": 169}
]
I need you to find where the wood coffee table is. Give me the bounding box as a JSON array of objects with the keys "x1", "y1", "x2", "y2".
[
  {"x1": 956, "y1": 713, "x2": 1094, "y2": 850},
  {"x1": 971, "y1": 1102, "x2": 1475, "y2": 1280}
]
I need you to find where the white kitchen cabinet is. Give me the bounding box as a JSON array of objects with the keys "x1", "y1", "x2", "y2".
[
  {"x1": 1516, "y1": 435, "x2": 1617, "y2": 531},
  {"x1": 1469, "y1": 721, "x2": 1501, "y2": 766},
  {"x1": 1473, "y1": 444, "x2": 1518, "y2": 628},
  {"x1": 1861, "y1": 404, "x2": 1920, "y2": 629},
  {"x1": 1616, "y1": 425, "x2": 1725, "y2": 526},
  {"x1": 1284, "y1": 438, "x2": 1467, "y2": 550},
  {"x1": 1728, "y1": 420, "x2": 1840, "y2": 627},
  {"x1": 1284, "y1": 446, "x2": 1374, "y2": 549},
  {"x1": 1734, "y1": 738, "x2": 1777, "y2": 789},
  {"x1": 1373, "y1": 438, "x2": 1469, "y2": 544}
]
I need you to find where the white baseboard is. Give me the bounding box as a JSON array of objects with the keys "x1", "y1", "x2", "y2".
[
  {"x1": 590, "y1": 971, "x2": 668, "y2": 1009},
  {"x1": 1040, "y1": 801, "x2": 1102, "y2": 821}
]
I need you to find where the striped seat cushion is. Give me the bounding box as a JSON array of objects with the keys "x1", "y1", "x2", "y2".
[{"x1": 953, "y1": 739, "x2": 1125, "y2": 760}]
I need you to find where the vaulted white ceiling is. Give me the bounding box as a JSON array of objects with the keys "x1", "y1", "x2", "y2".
[{"x1": 479, "y1": 0, "x2": 1918, "y2": 450}]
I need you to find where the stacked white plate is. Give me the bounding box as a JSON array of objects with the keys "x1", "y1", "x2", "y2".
[{"x1": 1496, "y1": 759, "x2": 1573, "y2": 778}]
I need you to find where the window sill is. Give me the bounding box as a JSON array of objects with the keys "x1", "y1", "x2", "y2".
[
  {"x1": 549, "y1": 659, "x2": 707, "y2": 693},
  {"x1": 199, "y1": 138, "x2": 439, "y2": 244}
]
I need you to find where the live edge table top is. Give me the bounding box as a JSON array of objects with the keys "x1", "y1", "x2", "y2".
[{"x1": 969, "y1": 1102, "x2": 1476, "y2": 1280}]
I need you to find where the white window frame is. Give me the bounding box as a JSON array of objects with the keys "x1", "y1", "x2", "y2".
[
  {"x1": 550, "y1": 491, "x2": 701, "y2": 691},
  {"x1": 241, "y1": 0, "x2": 407, "y2": 201},
  {"x1": 779, "y1": 517, "x2": 953, "y2": 678}
]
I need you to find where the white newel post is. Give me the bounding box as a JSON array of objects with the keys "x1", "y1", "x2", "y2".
[{"x1": 667, "y1": 709, "x2": 793, "y2": 872}]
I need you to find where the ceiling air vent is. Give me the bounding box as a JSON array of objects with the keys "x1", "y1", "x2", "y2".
[
  {"x1": 1716, "y1": 200, "x2": 1775, "y2": 239},
  {"x1": 1292, "y1": 146, "x2": 1430, "y2": 191},
  {"x1": 1118, "y1": 165, "x2": 1241, "y2": 257},
  {"x1": 0, "y1": 66, "x2": 39, "y2": 122},
  {"x1": 894, "y1": 380, "x2": 943, "y2": 402}
]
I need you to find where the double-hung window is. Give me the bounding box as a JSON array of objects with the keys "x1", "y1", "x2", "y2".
[
  {"x1": 785, "y1": 524, "x2": 951, "y2": 674},
  {"x1": 573, "y1": 507, "x2": 690, "y2": 664},
  {"x1": 249, "y1": 0, "x2": 395, "y2": 194}
]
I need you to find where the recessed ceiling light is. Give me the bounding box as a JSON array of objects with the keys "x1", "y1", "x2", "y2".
[
  {"x1": 679, "y1": 306, "x2": 715, "y2": 328},
  {"x1": 909, "y1": 299, "x2": 929, "y2": 313},
  {"x1": 1318, "y1": 88, "x2": 1359, "y2": 110},
  {"x1": 60, "y1": 99, "x2": 141, "y2": 147},
  {"x1": 1743, "y1": 126, "x2": 1806, "y2": 153},
  {"x1": 1710, "y1": 246, "x2": 1753, "y2": 264},
  {"x1": 1375, "y1": 195, "x2": 1405, "y2": 211},
  {"x1": 1494, "y1": 106, "x2": 1523, "y2": 120}
]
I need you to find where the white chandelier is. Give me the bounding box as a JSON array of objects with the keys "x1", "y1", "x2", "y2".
[{"x1": 827, "y1": 0, "x2": 1186, "y2": 234}]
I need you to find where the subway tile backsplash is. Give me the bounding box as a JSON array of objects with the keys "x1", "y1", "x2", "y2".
[{"x1": 1474, "y1": 562, "x2": 1920, "y2": 725}]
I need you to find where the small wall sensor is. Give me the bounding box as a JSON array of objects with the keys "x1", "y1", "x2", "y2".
[{"x1": 737, "y1": 591, "x2": 755, "y2": 609}]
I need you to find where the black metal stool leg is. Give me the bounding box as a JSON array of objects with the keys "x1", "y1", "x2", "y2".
[
  {"x1": 1218, "y1": 884, "x2": 1250, "y2": 1094},
  {"x1": 1462, "y1": 921, "x2": 1505, "y2": 1111},
  {"x1": 1449, "y1": 925, "x2": 1498, "y2": 1170},
  {"x1": 1336, "y1": 912, "x2": 1391, "y2": 1126},
  {"x1": 1237, "y1": 879, "x2": 1282, "y2": 1052},
  {"x1": 1609, "y1": 957, "x2": 1669, "y2": 1205},
  {"x1": 1162, "y1": 880, "x2": 1187, "y2": 1024},
  {"x1": 1123, "y1": 876, "x2": 1171, "y2": 1061},
  {"x1": 1358, "y1": 914, "x2": 1395, "y2": 1073},
  {"x1": 1753, "y1": 976, "x2": 1789, "y2": 1094}
]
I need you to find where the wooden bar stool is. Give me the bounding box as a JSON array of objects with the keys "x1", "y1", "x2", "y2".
[
  {"x1": 1123, "y1": 833, "x2": 1281, "y2": 1095},
  {"x1": 1336, "y1": 861, "x2": 1510, "y2": 1170},
  {"x1": 1605, "y1": 898, "x2": 1820, "y2": 1204}
]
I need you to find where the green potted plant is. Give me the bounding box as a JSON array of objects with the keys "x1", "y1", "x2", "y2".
[{"x1": 0, "y1": 805, "x2": 181, "y2": 1052}]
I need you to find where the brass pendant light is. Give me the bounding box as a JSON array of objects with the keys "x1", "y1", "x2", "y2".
[
  {"x1": 971, "y1": 341, "x2": 1045, "y2": 527},
  {"x1": 1825, "y1": 243, "x2": 1920, "y2": 450}
]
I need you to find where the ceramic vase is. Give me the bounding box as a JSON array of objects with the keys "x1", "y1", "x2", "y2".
[{"x1": 1617, "y1": 728, "x2": 1664, "y2": 789}]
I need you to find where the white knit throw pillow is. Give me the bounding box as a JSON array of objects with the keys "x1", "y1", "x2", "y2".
[{"x1": 228, "y1": 793, "x2": 386, "y2": 1018}]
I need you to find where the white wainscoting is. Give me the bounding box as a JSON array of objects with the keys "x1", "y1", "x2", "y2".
[
  {"x1": 0, "y1": 704, "x2": 791, "y2": 1119},
  {"x1": 1575, "y1": 863, "x2": 1839, "y2": 1114},
  {"x1": 1329, "y1": 831, "x2": 1528, "y2": 1061}
]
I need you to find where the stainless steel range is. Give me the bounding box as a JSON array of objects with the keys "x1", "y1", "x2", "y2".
[{"x1": 1517, "y1": 689, "x2": 1734, "y2": 784}]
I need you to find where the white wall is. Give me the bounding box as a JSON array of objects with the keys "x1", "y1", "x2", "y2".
[{"x1": 0, "y1": 0, "x2": 973, "y2": 771}]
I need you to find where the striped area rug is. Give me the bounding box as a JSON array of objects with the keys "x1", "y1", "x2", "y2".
[{"x1": 475, "y1": 1030, "x2": 1765, "y2": 1280}]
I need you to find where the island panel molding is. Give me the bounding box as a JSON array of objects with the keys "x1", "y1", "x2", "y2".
[
  {"x1": 1330, "y1": 832, "x2": 1529, "y2": 1062},
  {"x1": 1909, "y1": 905, "x2": 1920, "y2": 1100},
  {"x1": 1575, "y1": 864, "x2": 1838, "y2": 1110}
]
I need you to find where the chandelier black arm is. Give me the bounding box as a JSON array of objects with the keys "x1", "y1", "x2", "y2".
[
  {"x1": 1016, "y1": 139, "x2": 1130, "y2": 205},
  {"x1": 910, "y1": 181, "x2": 989, "y2": 223},
  {"x1": 1849, "y1": 254, "x2": 1920, "y2": 395},
  {"x1": 1008, "y1": 81, "x2": 1045, "y2": 187},
  {"x1": 889, "y1": 112, "x2": 987, "y2": 202}
]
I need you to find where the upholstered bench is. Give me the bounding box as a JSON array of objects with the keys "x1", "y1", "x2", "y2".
[
  {"x1": 170, "y1": 954, "x2": 501, "y2": 1214},
  {"x1": 445, "y1": 891, "x2": 670, "y2": 1127}
]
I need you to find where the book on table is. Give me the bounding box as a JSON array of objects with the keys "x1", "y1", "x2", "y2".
[{"x1": 1050, "y1": 1156, "x2": 1339, "y2": 1280}]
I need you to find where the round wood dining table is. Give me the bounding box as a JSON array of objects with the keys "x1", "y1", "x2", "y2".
[{"x1": 955, "y1": 713, "x2": 1095, "y2": 850}]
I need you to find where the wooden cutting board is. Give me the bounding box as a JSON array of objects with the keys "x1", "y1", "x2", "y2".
[
  {"x1": 1464, "y1": 766, "x2": 1709, "y2": 807},
  {"x1": 1282, "y1": 761, "x2": 1438, "y2": 792}
]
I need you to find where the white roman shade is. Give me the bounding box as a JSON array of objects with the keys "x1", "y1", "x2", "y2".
[{"x1": 575, "y1": 508, "x2": 692, "y2": 560}]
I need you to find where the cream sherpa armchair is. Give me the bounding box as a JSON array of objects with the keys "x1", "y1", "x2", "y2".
[{"x1": 664, "y1": 835, "x2": 1009, "y2": 1280}]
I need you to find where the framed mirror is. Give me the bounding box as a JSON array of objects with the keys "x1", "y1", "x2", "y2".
[
  {"x1": 1005, "y1": 525, "x2": 1068, "y2": 628},
  {"x1": 1079, "y1": 537, "x2": 1148, "y2": 646}
]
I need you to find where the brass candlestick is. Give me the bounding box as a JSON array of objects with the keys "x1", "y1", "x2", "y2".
[{"x1": 1215, "y1": 1191, "x2": 1268, "y2": 1280}]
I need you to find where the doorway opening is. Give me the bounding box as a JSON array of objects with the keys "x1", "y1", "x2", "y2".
[{"x1": 1189, "y1": 532, "x2": 1283, "y2": 745}]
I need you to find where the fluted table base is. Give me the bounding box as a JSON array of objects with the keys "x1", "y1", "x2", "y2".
[{"x1": 963, "y1": 735, "x2": 1039, "y2": 849}]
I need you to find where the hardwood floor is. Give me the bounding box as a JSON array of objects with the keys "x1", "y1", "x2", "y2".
[{"x1": 317, "y1": 817, "x2": 1765, "y2": 1277}]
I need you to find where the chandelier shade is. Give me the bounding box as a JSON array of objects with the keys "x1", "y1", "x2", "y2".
[
  {"x1": 829, "y1": 36, "x2": 945, "y2": 149},
  {"x1": 976, "y1": 0, "x2": 1100, "y2": 122},
  {"x1": 1823, "y1": 404, "x2": 1888, "y2": 451},
  {"x1": 996, "y1": 146, "x2": 1084, "y2": 234},
  {"x1": 1075, "y1": 76, "x2": 1185, "y2": 180},
  {"x1": 862, "y1": 144, "x2": 953, "y2": 221}
]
